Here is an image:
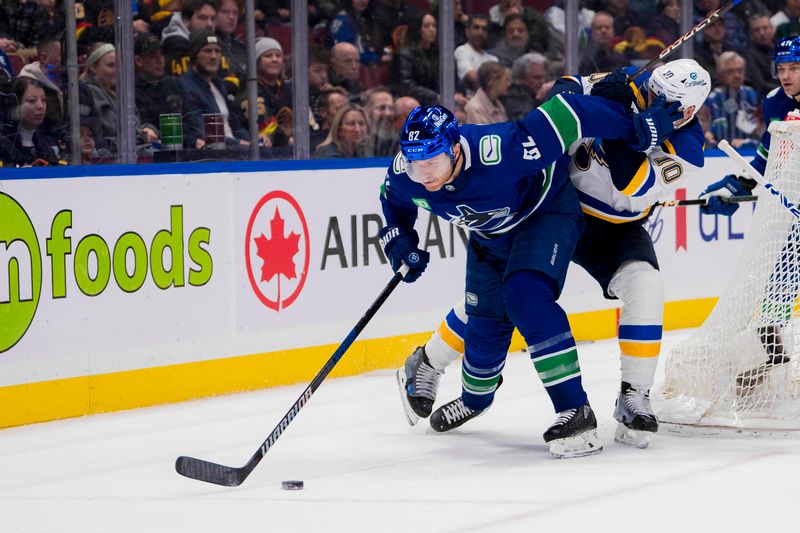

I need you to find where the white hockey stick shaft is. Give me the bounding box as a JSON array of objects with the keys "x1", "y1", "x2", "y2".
[{"x1": 718, "y1": 140, "x2": 800, "y2": 220}]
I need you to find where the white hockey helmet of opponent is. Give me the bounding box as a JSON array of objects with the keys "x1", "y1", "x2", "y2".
[{"x1": 647, "y1": 58, "x2": 711, "y2": 128}]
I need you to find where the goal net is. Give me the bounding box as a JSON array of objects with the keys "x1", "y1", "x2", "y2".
[{"x1": 657, "y1": 119, "x2": 800, "y2": 434}]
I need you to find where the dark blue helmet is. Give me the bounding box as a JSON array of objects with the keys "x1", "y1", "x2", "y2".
[
  {"x1": 400, "y1": 106, "x2": 460, "y2": 162},
  {"x1": 774, "y1": 36, "x2": 800, "y2": 65}
]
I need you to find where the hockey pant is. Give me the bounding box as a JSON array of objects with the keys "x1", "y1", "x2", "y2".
[{"x1": 426, "y1": 259, "x2": 663, "y2": 395}]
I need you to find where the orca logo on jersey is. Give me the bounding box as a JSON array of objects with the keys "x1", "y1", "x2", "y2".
[{"x1": 447, "y1": 204, "x2": 512, "y2": 230}]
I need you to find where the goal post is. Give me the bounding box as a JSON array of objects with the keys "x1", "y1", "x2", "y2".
[{"x1": 656, "y1": 119, "x2": 800, "y2": 434}]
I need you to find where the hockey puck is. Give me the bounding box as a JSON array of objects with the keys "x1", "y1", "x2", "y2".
[{"x1": 281, "y1": 480, "x2": 304, "y2": 490}]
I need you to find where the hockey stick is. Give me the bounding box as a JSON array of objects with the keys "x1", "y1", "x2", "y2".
[
  {"x1": 630, "y1": 0, "x2": 744, "y2": 79},
  {"x1": 176, "y1": 264, "x2": 410, "y2": 487},
  {"x1": 719, "y1": 140, "x2": 800, "y2": 219},
  {"x1": 655, "y1": 195, "x2": 758, "y2": 208}
]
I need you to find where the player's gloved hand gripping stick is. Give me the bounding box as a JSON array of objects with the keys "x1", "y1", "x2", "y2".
[{"x1": 175, "y1": 263, "x2": 411, "y2": 487}]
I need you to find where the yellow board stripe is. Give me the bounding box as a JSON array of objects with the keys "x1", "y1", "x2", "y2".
[
  {"x1": 437, "y1": 321, "x2": 465, "y2": 353},
  {"x1": 619, "y1": 341, "x2": 661, "y2": 357},
  {"x1": 0, "y1": 297, "x2": 719, "y2": 430}
]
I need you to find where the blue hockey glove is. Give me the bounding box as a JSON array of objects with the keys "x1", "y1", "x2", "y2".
[
  {"x1": 590, "y1": 68, "x2": 634, "y2": 108},
  {"x1": 699, "y1": 174, "x2": 757, "y2": 216},
  {"x1": 379, "y1": 226, "x2": 430, "y2": 283},
  {"x1": 630, "y1": 95, "x2": 683, "y2": 152}
]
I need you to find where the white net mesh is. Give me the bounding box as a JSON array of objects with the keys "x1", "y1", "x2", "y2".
[{"x1": 657, "y1": 119, "x2": 800, "y2": 433}]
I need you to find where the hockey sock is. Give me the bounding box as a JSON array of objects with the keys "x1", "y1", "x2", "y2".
[
  {"x1": 504, "y1": 270, "x2": 587, "y2": 412},
  {"x1": 461, "y1": 314, "x2": 514, "y2": 411},
  {"x1": 607, "y1": 261, "x2": 663, "y2": 390},
  {"x1": 426, "y1": 300, "x2": 468, "y2": 371}
]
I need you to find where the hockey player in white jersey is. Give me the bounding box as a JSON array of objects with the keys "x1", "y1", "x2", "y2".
[{"x1": 397, "y1": 59, "x2": 711, "y2": 449}]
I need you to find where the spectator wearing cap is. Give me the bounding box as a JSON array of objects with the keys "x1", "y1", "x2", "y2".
[
  {"x1": 162, "y1": 0, "x2": 217, "y2": 76},
  {"x1": 215, "y1": 0, "x2": 247, "y2": 96},
  {"x1": 235, "y1": 37, "x2": 293, "y2": 150},
  {"x1": 648, "y1": 0, "x2": 681, "y2": 47},
  {"x1": 18, "y1": 35, "x2": 64, "y2": 127},
  {"x1": 695, "y1": 13, "x2": 734, "y2": 84},
  {"x1": 179, "y1": 29, "x2": 252, "y2": 150},
  {"x1": 134, "y1": 31, "x2": 184, "y2": 130}
]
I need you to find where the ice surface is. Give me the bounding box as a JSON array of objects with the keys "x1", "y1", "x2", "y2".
[{"x1": 2, "y1": 330, "x2": 799, "y2": 532}]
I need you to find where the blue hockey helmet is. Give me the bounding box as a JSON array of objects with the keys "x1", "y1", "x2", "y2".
[
  {"x1": 772, "y1": 36, "x2": 800, "y2": 77},
  {"x1": 400, "y1": 105, "x2": 461, "y2": 162}
]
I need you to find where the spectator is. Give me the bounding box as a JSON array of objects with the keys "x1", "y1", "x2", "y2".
[
  {"x1": 162, "y1": 0, "x2": 217, "y2": 76},
  {"x1": 392, "y1": 12, "x2": 440, "y2": 106},
  {"x1": 455, "y1": 14, "x2": 498, "y2": 93},
  {"x1": 82, "y1": 43, "x2": 158, "y2": 153},
  {"x1": 18, "y1": 35, "x2": 64, "y2": 128},
  {"x1": 501, "y1": 52, "x2": 549, "y2": 121},
  {"x1": 745, "y1": 13, "x2": 777, "y2": 96},
  {"x1": 215, "y1": 0, "x2": 247, "y2": 94},
  {"x1": 465, "y1": 61, "x2": 510, "y2": 124},
  {"x1": 695, "y1": 14, "x2": 732, "y2": 83},
  {"x1": 328, "y1": 0, "x2": 385, "y2": 65},
  {"x1": 313, "y1": 103, "x2": 371, "y2": 158},
  {"x1": 771, "y1": 0, "x2": 800, "y2": 39},
  {"x1": 648, "y1": 0, "x2": 681, "y2": 47},
  {"x1": 695, "y1": 0, "x2": 747, "y2": 52},
  {"x1": 329, "y1": 42, "x2": 364, "y2": 95},
  {"x1": 0, "y1": 0, "x2": 62, "y2": 49},
  {"x1": 0, "y1": 78, "x2": 59, "y2": 166},
  {"x1": 134, "y1": 31, "x2": 183, "y2": 131},
  {"x1": 309, "y1": 46, "x2": 332, "y2": 126},
  {"x1": 487, "y1": 0, "x2": 551, "y2": 56},
  {"x1": 362, "y1": 85, "x2": 395, "y2": 156},
  {"x1": 179, "y1": 29, "x2": 251, "y2": 149},
  {"x1": 393, "y1": 95, "x2": 421, "y2": 132},
  {"x1": 606, "y1": 0, "x2": 646, "y2": 38},
  {"x1": 579, "y1": 12, "x2": 627, "y2": 75},
  {"x1": 311, "y1": 86, "x2": 349, "y2": 151},
  {"x1": 611, "y1": 25, "x2": 666, "y2": 66},
  {"x1": 235, "y1": 37, "x2": 293, "y2": 149},
  {"x1": 489, "y1": 14, "x2": 531, "y2": 67},
  {"x1": 706, "y1": 51, "x2": 763, "y2": 148}
]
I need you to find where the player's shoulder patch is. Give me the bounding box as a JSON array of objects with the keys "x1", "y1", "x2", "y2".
[
  {"x1": 479, "y1": 134, "x2": 502, "y2": 165},
  {"x1": 766, "y1": 86, "x2": 782, "y2": 99}
]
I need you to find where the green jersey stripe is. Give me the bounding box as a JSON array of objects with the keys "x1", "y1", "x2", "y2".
[{"x1": 538, "y1": 94, "x2": 581, "y2": 152}]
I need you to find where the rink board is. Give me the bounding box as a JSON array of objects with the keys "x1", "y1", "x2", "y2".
[{"x1": 0, "y1": 154, "x2": 754, "y2": 427}]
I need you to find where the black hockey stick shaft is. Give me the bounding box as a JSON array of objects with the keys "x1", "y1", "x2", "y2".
[
  {"x1": 655, "y1": 195, "x2": 758, "y2": 208},
  {"x1": 176, "y1": 266, "x2": 409, "y2": 487},
  {"x1": 630, "y1": 0, "x2": 744, "y2": 79}
]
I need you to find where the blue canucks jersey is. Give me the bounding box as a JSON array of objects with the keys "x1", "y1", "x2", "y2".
[
  {"x1": 553, "y1": 70, "x2": 705, "y2": 223},
  {"x1": 380, "y1": 93, "x2": 639, "y2": 239},
  {"x1": 753, "y1": 87, "x2": 800, "y2": 175}
]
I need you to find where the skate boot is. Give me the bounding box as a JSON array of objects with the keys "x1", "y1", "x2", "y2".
[
  {"x1": 429, "y1": 376, "x2": 503, "y2": 432},
  {"x1": 430, "y1": 397, "x2": 489, "y2": 432},
  {"x1": 613, "y1": 382, "x2": 658, "y2": 449},
  {"x1": 396, "y1": 346, "x2": 443, "y2": 426},
  {"x1": 543, "y1": 402, "x2": 603, "y2": 458}
]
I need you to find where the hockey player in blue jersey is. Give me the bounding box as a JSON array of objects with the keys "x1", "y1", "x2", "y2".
[
  {"x1": 701, "y1": 36, "x2": 800, "y2": 385},
  {"x1": 379, "y1": 89, "x2": 682, "y2": 458},
  {"x1": 393, "y1": 59, "x2": 711, "y2": 450}
]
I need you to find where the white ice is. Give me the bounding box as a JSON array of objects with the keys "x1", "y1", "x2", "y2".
[{"x1": 2, "y1": 329, "x2": 800, "y2": 533}]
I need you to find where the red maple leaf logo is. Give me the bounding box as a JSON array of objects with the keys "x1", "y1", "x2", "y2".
[{"x1": 254, "y1": 207, "x2": 301, "y2": 307}]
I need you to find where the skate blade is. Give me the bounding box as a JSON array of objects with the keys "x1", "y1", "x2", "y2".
[
  {"x1": 396, "y1": 368, "x2": 420, "y2": 427},
  {"x1": 614, "y1": 422, "x2": 651, "y2": 449},
  {"x1": 549, "y1": 429, "x2": 603, "y2": 459}
]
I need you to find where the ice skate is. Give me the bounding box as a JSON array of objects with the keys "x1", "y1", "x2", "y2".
[
  {"x1": 396, "y1": 346, "x2": 443, "y2": 426},
  {"x1": 430, "y1": 396, "x2": 490, "y2": 432},
  {"x1": 613, "y1": 382, "x2": 658, "y2": 449},
  {"x1": 543, "y1": 403, "x2": 602, "y2": 458}
]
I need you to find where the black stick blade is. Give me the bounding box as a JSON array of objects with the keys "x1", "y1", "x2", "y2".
[{"x1": 175, "y1": 456, "x2": 246, "y2": 487}]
